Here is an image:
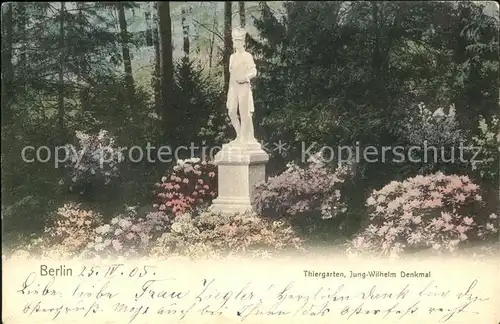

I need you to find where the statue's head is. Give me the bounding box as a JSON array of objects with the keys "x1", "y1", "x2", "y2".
[{"x1": 232, "y1": 27, "x2": 246, "y2": 51}]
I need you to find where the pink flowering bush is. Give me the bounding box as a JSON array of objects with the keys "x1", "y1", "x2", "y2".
[
  {"x1": 38, "y1": 202, "x2": 103, "y2": 255},
  {"x1": 150, "y1": 210, "x2": 304, "y2": 259},
  {"x1": 252, "y1": 154, "x2": 349, "y2": 219},
  {"x1": 154, "y1": 157, "x2": 217, "y2": 217},
  {"x1": 83, "y1": 207, "x2": 169, "y2": 257},
  {"x1": 61, "y1": 130, "x2": 124, "y2": 192},
  {"x1": 349, "y1": 172, "x2": 498, "y2": 257}
]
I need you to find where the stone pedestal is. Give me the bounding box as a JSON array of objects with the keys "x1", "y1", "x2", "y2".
[{"x1": 210, "y1": 141, "x2": 269, "y2": 215}]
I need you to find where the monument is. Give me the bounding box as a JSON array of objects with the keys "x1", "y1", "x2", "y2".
[{"x1": 211, "y1": 27, "x2": 269, "y2": 214}]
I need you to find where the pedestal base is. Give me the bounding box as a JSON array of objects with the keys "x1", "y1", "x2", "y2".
[{"x1": 210, "y1": 141, "x2": 269, "y2": 215}]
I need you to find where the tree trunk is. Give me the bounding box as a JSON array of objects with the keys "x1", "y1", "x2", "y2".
[
  {"x1": 191, "y1": 7, "x2": 199, "y2": 55},
  {"x1": 223, "y1": 1, "x2": 233, "y2": 93},
  {"x1": 117, "y1": 3, "x2": 136, "y2": 120},
  {"x1": 239, "y1": 1, "x2": 246, "y2": 28},
  {"x1": 1, "y1": 3, "x2": 14, "y2": 124},
  {"x1": 58, "y1": 2, "x2": 65, "y2": 131},
  {"x1": 76, "y1": 2, "x2": 85, "y2": 111},
  {"x1": 145, "y1": 11, "x2": 153, "y2": 46},
  {"x1": 157, "y1": 1, "x2": 174, "y2": 139},
  {"x1": 208, "y1": 13, "x2": 217, "y2": 76},
  {"x1": 181, "y1": 7, "x2": 190, "y2": 57},
  {"x1": 18, "y1": 3, "x2": 27, "y2": 92},
  {"x1": 371, "y1": 2, "x2": 381, "y2": 78},
  {"x1": 153, "y1": 3, "x2": 161, "y2": 118}
]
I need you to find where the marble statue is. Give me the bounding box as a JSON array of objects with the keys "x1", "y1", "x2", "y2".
[
  {"x1": 210, "y1": 27, "x2": 269, "y2": 215},
  {"x1": 226, "y1": 27, "x2": 258, "y2": 144}
]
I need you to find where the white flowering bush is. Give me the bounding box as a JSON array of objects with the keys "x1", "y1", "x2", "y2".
[
  {"x1": 400, "y1": 102, "x2": 465, "y2": 146},
  {"x1": 61, "y1": 130, "x2": 124, "y2": 191},
  {"x1": 150, "y1": 209, "x2": 304, "y2": 259},
  {"x1": 469, "y1": 115, "x2": 499, "y2": 181},
  {"x1": 348, "y1": 172, "x2": 498, "y2": 258},
  {"x1": 21, "y1": 202, "x2": 103, "y2": 258},
  {"x1": 198, "y1": 113, "x2": 231, "y2": 144},
  {"x1": 83, "y1": 207, "x2": 169, "y2": 258}
]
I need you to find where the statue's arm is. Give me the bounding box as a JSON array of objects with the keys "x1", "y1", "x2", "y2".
[
  {"x1": 229, "y1": 54, "x2": 234, "y2": 73},
  {"x1": 246, "y1": 53, "x2": 257, "y2": 81}
]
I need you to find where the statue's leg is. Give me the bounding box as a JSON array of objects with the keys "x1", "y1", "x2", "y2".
[
  {"x1": 227, "y1": 93, "x2": 240, "y2": 140},
  {"x1": 239, "y1": 89, "x2": 255, "y2": 142}
]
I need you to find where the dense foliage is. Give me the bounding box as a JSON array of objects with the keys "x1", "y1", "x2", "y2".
[{"x1": 2, "y1": 2, "x2": 498, "y2": 259}]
